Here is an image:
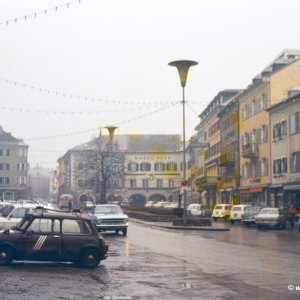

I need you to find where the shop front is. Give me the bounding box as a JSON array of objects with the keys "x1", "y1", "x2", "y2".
[{"x1": 238, "y1": 186, "x2": 270, "y2": 207}]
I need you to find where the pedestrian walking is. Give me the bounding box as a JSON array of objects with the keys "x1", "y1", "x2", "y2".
[
  {"x1": 68, "y1": 200, "x2": 73, "y2": 211},
  {"x1": 288, "y1": 204, "x2": 296, "y2": 229}
]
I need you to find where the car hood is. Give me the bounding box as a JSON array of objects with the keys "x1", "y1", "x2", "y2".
[
  {"x1": 256, "y1": 214, "x2": 279, "y2": 219},
  {"x1": 92, "y1": 213, "x2": 128, "y2": 219}
]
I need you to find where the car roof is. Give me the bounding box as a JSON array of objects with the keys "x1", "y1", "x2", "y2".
[
  {"x1": 95, "y1": 204, "x2": 120, "y2": 207},
  {"x1": 25, "y1": 210, "x2": 91, "y2": 221}
]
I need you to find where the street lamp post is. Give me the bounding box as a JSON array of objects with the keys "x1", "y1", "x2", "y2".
[
  {"x1": 105, "y1": 125, "x2": 118, "y2": 203},
  {"x1": 168, "y1": 60, "x2": 198, "y2": 225}
]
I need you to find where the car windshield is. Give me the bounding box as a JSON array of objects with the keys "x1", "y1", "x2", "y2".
[
  {"x1": 215, "y1": 206, "x2": 223, "y2": 210},
  {"x1": 245, "y1": 207, "x2": 260, "y2": 213},
  {"x1": 188, "y1": 205, "x2": 199, "y2": 209},
  {"x1": 259, "y1": 208, "x2": 278, "y2": 215},
  {"x1": 232, "y1": 207, "x2": 242, "y2": 211},
  {"x1": 1, "y1": 205, "x2": 14, "y2": 217},
  {"x1": 14, "y1": 216, "x2": 32, "y2": 231},
  {"x1": 94, "y1": 205, "x2": 122, "y2": 214}
]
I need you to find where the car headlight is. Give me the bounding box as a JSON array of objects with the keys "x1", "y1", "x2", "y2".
[{"x1": 124, "y1": 219, "x2": 129, "y2": 225}]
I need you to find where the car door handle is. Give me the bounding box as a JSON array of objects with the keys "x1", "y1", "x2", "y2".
[{"x1": 53, "y1": 235, "x2": 60, "y2": 238}]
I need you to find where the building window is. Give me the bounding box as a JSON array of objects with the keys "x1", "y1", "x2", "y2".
[
  {"x1": 272, "y1": 120, "x2": 286, "y2": 141},
  {"x1": 262, "y1": 125, "x2": 268, "y2": 143},
  {"x1": 142, "y1": 179, "x2": 149, "y2": 188},
  {"x1": 140, "y1": 162, "x2": 151, "y2": 172},
  {"x1": 290, "y1": 112, "x2": 300, "y2": 134},
  {"x1": 291, "y1": 151, "x2": 300, "y2": 172},
  {"x1": 273, "y1": 157, "x2": 287, "y2": 175},
  {"x1": 168, "y1": 179, "x2": 175, "y2": 188},
  {"x1": 77, "y1": 162, "x2": 84, "y2": 170},
  {"x1": 166, "y1": 162, "x2": 177, "y2": 171},
  {"x1": 0, "y1": 149, "x2": 10, "y2": 156},
  {"x1": 17, "y1": 149, "x2": 27, "y2": 157},
  {"x1": 77, "y1": 179, "x2": 84, "y2": 187},
  {"x1": 0, "y1": 163, "x2": 9, "y2": 170},
  {"x1": 17, "y1": 163, "x2": 27, "y2": 171},
  {"x1": 128, "y1": 163, "x2": 139, "y2": 172},
  {"x1": 0, "y1": 177, "x2": 10, "y2": 184},
  {"x1": 261, "y1": 158, "x2": 268, "y2": 176},
  {"x1": 130, "y1": 179, "x2": 136, "y2": 188},
  {"x1": 154, "y1": 163, "x2": 165, "y2": 172},
  {"x1": 112, "y1": 179, "x2": 119, "y2": 188},
  {"x1": 156, "y1": 179, "x2": 163, "y2": 188}
]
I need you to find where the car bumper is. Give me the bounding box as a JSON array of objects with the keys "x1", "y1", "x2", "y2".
[
  {"x1": 95, "y1": 224, "x2": 128, "y2": 232},
  {"x1": 256, "y1": 221, "x2": 280, "y2": 227}
]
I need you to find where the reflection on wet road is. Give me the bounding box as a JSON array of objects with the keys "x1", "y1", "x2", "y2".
[{"x1": 0, "y1": 222, "x2": 299, "y2": 299}]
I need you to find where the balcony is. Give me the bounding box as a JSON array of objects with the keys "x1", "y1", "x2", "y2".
[
  {"x1": 196, "y1": 176, "x2": 219, "y2": 190},
  {"x1": 242, "y1": 143, "x2": 258, "y2": 158},
  {"x1": 218, "y1": 152, "x2": 234, "y2": 167}
]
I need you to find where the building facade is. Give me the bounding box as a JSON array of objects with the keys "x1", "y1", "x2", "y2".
[
  {"x1": 58, "y1": 134, "x2": 187, "y2": 207},
  {"x1": 218, "y1": 97, "x2": 241, "y2": 204},
  {"x1": 194, "y1": 90, "x2": 240, "y2": 208},
  {"x1": 238, "y1": 50, "x2": 300, "y2": 207},
  {"x1": 268, "y1": 90, "x2": 300, "y2": 210},
  {"x1": 0, "y1": 126, "x2": 29, "y2": 200}
]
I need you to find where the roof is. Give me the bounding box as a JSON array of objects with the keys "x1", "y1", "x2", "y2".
[
  {"x1": 27, "y1": 209, "x2": 91, "y2": 221},
  {"x1": 0, "y1": 126, "x2": 19, "y2": 142},
  {"x1": 66, "y1": 134, "x2": 182, "y2": 154},
  {"x1": 0, "y1": 126, "x2": 28, "y2": 146}
]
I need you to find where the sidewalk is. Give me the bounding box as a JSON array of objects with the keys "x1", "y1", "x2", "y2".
[{"x1": 130, "y1": 218, "x2": 230, "y2": 231}]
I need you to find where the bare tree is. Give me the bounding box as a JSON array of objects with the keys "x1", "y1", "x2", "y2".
[{"x1": 83, "y1": 138, "x2": 124, "y2": 204}]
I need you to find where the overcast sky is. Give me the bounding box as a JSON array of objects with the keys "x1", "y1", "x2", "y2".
[{"x1": 0, "y1": 0, "x2": 300, "y2": 169}]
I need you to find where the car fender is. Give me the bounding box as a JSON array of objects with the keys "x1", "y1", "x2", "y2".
[
  {"x1": 79, "y1": 244, "x2": 104, "y2": 258},
  {"x1": 0, "y1": 241, "x2": 18, "y2": 257}
]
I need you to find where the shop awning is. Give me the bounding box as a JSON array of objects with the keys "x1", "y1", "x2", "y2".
[
  {"x1": 239, "y1": 187, "x2": 263, "y2": 194},
  {"x1": 283, "y1": 185, "x2": 300, "y2": 191}
]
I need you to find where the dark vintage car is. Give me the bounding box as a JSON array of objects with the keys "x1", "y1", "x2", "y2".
[
  {"x1": 0, "y1": 209, "x2": 108, "y2": 268},
  {"x1": 242, "y1": 206, "x2": 261, "y2": 227},
  {"x1": 256, "y1": 207, "x2": 286, "y2": 229}
]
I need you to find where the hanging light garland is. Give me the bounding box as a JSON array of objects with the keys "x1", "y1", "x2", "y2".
[
  {"x1": 0, "y1": 103, "x2": 167, "y2": 115},
  {"x1": 23, "y1": 103, "x2": 177, "y2": 141},
  {"x1": 0, "y1": 0, "x2": 81, "y2": 26},
  {"x1": 0, "y1": 78, "x2": 177, "y2": 106}
]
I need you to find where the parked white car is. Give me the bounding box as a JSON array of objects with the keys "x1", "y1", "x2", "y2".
[
  {"x1": 187, "y1": 204, "x2": 205, "y2": 216},
  {"x1": 229, "y1": 205, "x2": 252, "y2": 224},
  {"x1": 145, "y1": 201, "x2": 155, "y2": 207},
  {"x1": 0, "y1": 202, "x2": 43, "y2": 230},
  {"x1": 153, "y1": 201, "x2": 170, "y2": 208}
]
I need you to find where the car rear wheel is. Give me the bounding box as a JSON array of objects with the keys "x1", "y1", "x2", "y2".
[
  {"x1": 0, "y1": 246, "x2": 13, "y2": 266},
  {"x1": 213, "y1": 217, "x2": 218, "y2": 222},
  {"x1": 230, "y1": 220, "x2": 235, "y2": 225},
  {"x1": 81, "y1": 248, "x2": 101, "y2": 268},
  {"x1": 122, "y1": 228, "x2": 127, "y2": 236}
]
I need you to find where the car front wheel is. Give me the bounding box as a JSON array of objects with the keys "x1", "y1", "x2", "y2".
[
  {"x1": 0, "y1": 246, "x2": 13, "y2": 266},
  {"x1": 81, "y1": 248, "x2": 101, "y2": 268},
  {"x1": 122, "y1": 228, "x2": 127, "y2": 236}
]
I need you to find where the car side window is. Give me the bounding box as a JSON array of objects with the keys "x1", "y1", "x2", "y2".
[
  {"x1": 28, "y1": 218, "x2": 59, "y2": 234},
  {"x1": 10, "y1": 208, "x2": 27, "y2": 218},
  {"x1": 62, "y1": 219, "x2": 92, "y2": 235}
]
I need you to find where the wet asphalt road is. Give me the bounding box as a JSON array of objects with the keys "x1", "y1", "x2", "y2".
[{"x1": 0, "y1": 221, "x2": 299, "y2": 300}]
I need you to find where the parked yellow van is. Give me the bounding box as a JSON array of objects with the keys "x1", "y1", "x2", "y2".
[{"x1": 211, "y1": 204, "x2": 232, "y2": 221}]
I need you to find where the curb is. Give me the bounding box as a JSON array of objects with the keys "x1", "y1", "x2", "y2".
[{"x1": 131, "y1": 218, "x2": 230, "y2": 231}]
